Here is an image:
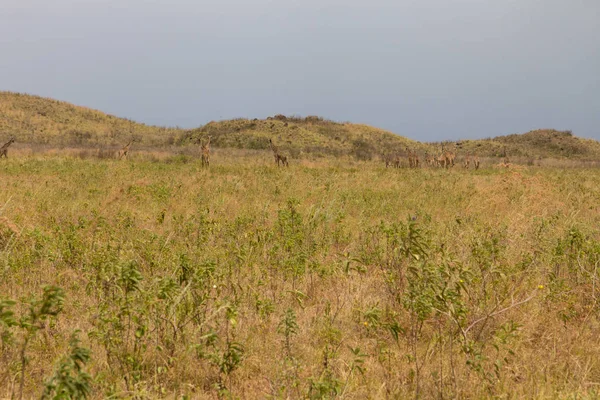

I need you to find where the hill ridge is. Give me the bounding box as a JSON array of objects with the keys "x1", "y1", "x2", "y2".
[{"x1": 1, "y1": 91, "x2": 599, "y2": 160}]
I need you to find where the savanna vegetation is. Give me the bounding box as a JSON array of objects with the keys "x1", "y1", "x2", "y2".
[
  {"x1": 3, "y1": 91, "x2": 599, "y2": 163},
  {"x1": 3, "y1": 92, "x2": 600, "y2": 398},
  {"x1": 2, "y1": 152, "x2": 600, "y2": 398},
  {"x1": 0, "y1": 92, "x2": 180, "y2": 147}
]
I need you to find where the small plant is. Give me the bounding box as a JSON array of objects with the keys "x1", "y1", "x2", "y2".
[
  {"x1": 0, "y1": 287, "x2": 66, "y2": 400},
  {"x1": 197, "y1": 303, "x2": 245, "y2": 397},
  {"x1": 308, "y1": 302, "x2": 343, "y2": 399},
  {"x1": 42, "y1": 330, "x2": 93, "y2": 399},
  {"x1": 273, "y1": 198, "x2": 315, "y2": 278},
  {"x1": 278, "y1": 308, "x2": 299, "y2": 358},
  {"x1": 340, "y1": 346, "x2": 367, "y2": 396},
  {"x1": 89, "y1": 261, "x2": 148, "y2": 390},
  {"x1": 0, "y1": 298, "x2": 16, "y2": 346},
  {"x1": 18, "y1": 286, "x2": 65, "y2": 400},
  {"x1": 308, "y1": 353, "x2": 342, "y2": 399}
]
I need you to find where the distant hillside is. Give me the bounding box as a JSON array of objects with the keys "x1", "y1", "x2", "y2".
[
  {"x1": 183, "y1": 115, "x2": 423, "y2": 159},
  {"x1": 187, "y1": 121, "x2": 600, "y2": 161},
  {"x1": 0, "y1": 92, "x2": 422, "y2": 159},
  {"x1": 450, "y1": 129, "x2": 600, "y2": 161},
  {"x1": 0, "y1": 91, "x2": 179, "y2": 146},
  {"x1": 1, "y1": 92, "x2": 599, "y2": 161}
]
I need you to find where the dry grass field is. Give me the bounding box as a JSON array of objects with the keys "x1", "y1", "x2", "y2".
[{"x1": 2, "y1": 149, "x2": 600, "y2": 399}]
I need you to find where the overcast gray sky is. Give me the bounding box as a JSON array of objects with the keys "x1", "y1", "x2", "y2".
[{"x1": 1, "y1": 0, "x2": 599, "y2": 141}]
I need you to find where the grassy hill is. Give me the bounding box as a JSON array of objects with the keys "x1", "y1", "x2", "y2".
[
  {"x1": 450, "y1": 129, "x2": 600, "y2": 161},
  {"x1": 183, "y1": 115, "x2": 425, "y2": 159},
  {"x1": 0, "y1": 92, "x2": 423, "y2": 158},
  {"x1": 2, "y1": 91, "x2": 599, "y2": 161},
  {"x1": 0, "y1": 91, "x2": 180, "y2": 146}
]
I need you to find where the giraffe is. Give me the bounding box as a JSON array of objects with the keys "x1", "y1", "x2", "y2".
[
  {"x1": 117, "y1": 140, "x2": 133, "y2": 160},
  {"x1": 384, "y1": 153, "x2": 401, "y2": 168},
  {"x1": 425, "y1": 152, "x2": 436, "y2": 167},
  {"x1": 201, "y1": 136, "x2": 211, "y2": 167},
  {"x1": 383, "y1": 154, "x2": 393, "y2": 168},
  {"x1": 392, "y1": 153, "x2": 401, "y2": 168},
  {"x1": 269, "y1": 138, "x2": 288, "y2": 167},
  {"x1": 439, "y1": 144, "x2": 455, "y2": 169},
  {"x1": 463, "y1": 152, "x2": 472, "y2": 169},
  {"x1": 473, "y1": 155, "x2": 480, "y2": 170},
  {"x1": 502, "y1": 145, "x2": 509, "y2": 165},
  {"x1": 406, "y1": 147, "x2": 419, "y2": 168},
  {"x1": 0, "y1": 137, "x2": 15, "y2": 159},
  {"x1": 436, "y1": 151, "x2": 447, "y2": 168},
  {"x1": 445, "y1": 149, "x2": 456, "y2": 168},
  {"x1": 406, "y1": 147, "x2": 414, "y2": 168}
]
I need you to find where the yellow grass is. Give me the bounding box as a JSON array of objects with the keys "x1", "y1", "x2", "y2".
[{"x1": 1, "y1": 150, "x2": 600, "y2": 398}]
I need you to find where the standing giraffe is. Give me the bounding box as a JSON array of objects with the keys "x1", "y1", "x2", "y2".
[
  {"x1": 446, "y1": 150, "x2": 456, "y2": 168},
  {"x1": 406, "y1": 147, "x2": 419, "y2": 168},
  {"x1": 425, "y1": 152, "x2": 436, "y2": 167},
  {"x1": 383, "y1": 153, "x2": 392, "y2": 168},
  {"x1": 383, "y1": 153, "x2": 400, "y2": 168},
  {"x1": 463, "y1": 152, "x2": 472, "y2": 169},
  {"x1": 439, "y1": 144, "x2": 455, "y2": 169},
  {"x1": 436, "y1": 151, "x2": 447, "y2": 168},
  {"x1": 473, "y1": 155, "x2": 480, "y2": 170},
  {"x1": 502, "y1": 146, "x2": 509, "y2": 165},
  {"x1": 269, "y1": 138, "x2": 288, "y2": 167},
  {"x1": 391, "y1": 153, "x2": 401, "y2": 168},
  {"x1": 0, "y1": 137, "x2": 15, "y2": 159},
  {"x1": 117, "y1": 140, "x2": 133, "y2": 160},
  {"x1": 201, "y1": 136, "x2": 211, "y2": 167}
]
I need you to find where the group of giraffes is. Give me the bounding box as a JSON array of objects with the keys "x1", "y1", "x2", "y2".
[
  {"x1": 117, "y1": 136, "x2": 285, "y2": 168},
  {"x1": 196, "y1": 137, "x2": 287, "y2": 167},
  {"x1": 383, "y1": 148, "x2": 420, "y2": 168},
  {"x1": 0, "y1": 137, "x2": 139, "y2": 161},
  {"x1": 386, "y1": 146, "x2": 482, "y2": 170},
  {"x1": 119, "y1": 136, "x2": 211, "y2": 167},
  {"x1": 119, "y1": 136, "x2": 209, "y2": 167},
  {"x1": 1, "y1": 136, "x2": 509, "y2": 170},
  {"x1": 0, "y1": 135, "x2": 267, "y2": 168},
  {"x1": 0, "y1": 137, "x2": 136, "y2": 161}
]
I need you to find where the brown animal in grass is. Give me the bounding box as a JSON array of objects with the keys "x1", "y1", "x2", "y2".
[
  {"x1": 201, "y1": 136, "x2": 211, "y2": 167},
  {"x1": 117, "y1": 140, "x2": 133, "y2": 160},
  {"x1": 0, "y1": 137, "x2": 15, "y2": 159},
  {"x1": 269, "y1": 138, "x2": 289, "y2": 167}
]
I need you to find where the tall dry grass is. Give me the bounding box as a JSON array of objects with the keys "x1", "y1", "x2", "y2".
[{"x1": 1, "y1": 152, "x2": 600, "y2": 398}]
